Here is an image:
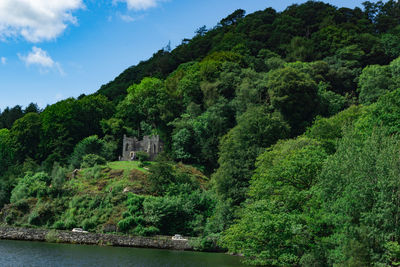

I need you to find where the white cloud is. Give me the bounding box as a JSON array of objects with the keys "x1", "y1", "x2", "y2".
[
  {"x1": 0, "y1": 0, "x2": 83, "y2": 42},
  {"x1": 19, "y1": 46, "x2": 64, "y2": 75},
  {"x1": 120, "y1": 14, "x2": 135, "y2": 22},
  {"x1": 119, "y1": 13, "x2": 145, "y2": 22},
  {"x1": 114, "y1": 0, "x2": 165, "y2": 11},
  {"x1": 19, "y1": 47, "x2": 54, "y2": 67},
  {"x1": 1, "y1": 57, "x2": 6, "y2": 65}
]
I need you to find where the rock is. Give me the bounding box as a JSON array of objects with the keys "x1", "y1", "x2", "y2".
[
  {"x1": 103, "y1": 224, "x2": 117, "y2": 233},
  {"x1": 0, "y1": 226, "x2": 194, "y2": 251},
  {"x1": 123, "y1": 187, "x2": 133, "y2": 193}
]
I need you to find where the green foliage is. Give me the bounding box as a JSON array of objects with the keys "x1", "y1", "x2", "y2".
[
  {"x1": 52, "y1": 220, "x2": 66, "y2": 230},
  {"x1": 147, "y1": 161, "x2": 200, "y2": 196},
  {"x1": 4, "y1": 2, "x2": 400, "y2": 264},
  {"x1": 0, "y1": 129, "x2": 15, "y2": 176},
  {"x1": 358, "y1": 64, "x2": 393, "y2": 105},
  {"x1": 40, "y1": 95, "x2": 113, "y2": 164},
  {"x1": 267, "y1": 66, "x2": 319, "y2": 135},
  {"x1": 135, "y1": 151, "x2": 149, "y2": 162},
  {"x1": 50, "y1": 163, "x2": 67, "y2": 191},
  {"x1": 10, "y1": 172, "x2": 50, "y2": 203},
  {"x1": 306, "y1": 105, "x2": 365, "y2": 153},
  {"x1": 356, "y1": 88, "x2": 400, "y2": 136},
  {"x1": 213, "y1": 105, "x2": 290, "y2": 205},
  {"x1": 221, "y1": 137, "x2": 328, "y2": 266},
  {"x1": 11, "y1": 113, "x2": 41, "y2": 162},
  {"x1": 81, "y1": 155, "x2": 106, "y2": 169},
  {"x1": 317, "y1": 82, "x2": 347, "y2": 117},
  {"x1": 117, "y1": 190, "x2": 215, "y2": 237},
  {"x1": 69, "y1": 135, "x2": 109, "y2": 168},
  {"x1": 316, "y1": 128, "x2": 400, "y2": 265},
  {"x1": 116, "y1": 77, "x2": 176, "y2": 136},
  {"x1": 384, "y1": 241, "x2": 400, "y2": 266},
  {"x1": 170, "y1": 99, "x2": 234, "y2": 171},
  {"x1": 45, "y1": 230, "x2": 60, "y2": 243},
  {"x1": 0, "y1": 105, "x2": 24, "y2": 129}
]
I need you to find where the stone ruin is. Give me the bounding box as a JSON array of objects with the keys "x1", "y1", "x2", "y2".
[{"x1": 121, "y1": 135, "x2": 163, "y2": 161}]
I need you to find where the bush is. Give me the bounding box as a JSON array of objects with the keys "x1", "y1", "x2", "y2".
[
  {"x1": 82, "y1": 217, "x2": 98, "y2": 231},
  {"x1": 64, "y1": 217, "x2": 77, "y2": 229},
  {"x1": 81, "y1": 154, "x2": 106, "y2": 168},
  {"x1": 10, "y1": 172, "x2": 50, "y2": 203},
  {"x1": 50, "y1": 163, "x2": 67, "y2": 191},
  {"x1": 28, "y1": 201, "x2": 55, "y2": 226},
  {"x1": 134, "y1": 225, "x2": 159, "y2": 236},
  {"x1": 136, "y1": 151, "x2": 150, "y2": 162},
  {"x1": 45, "y1": 230, "x2": 60, "y2": 243},
  {"x1": 69, "y1": 135, "x2": 106, "y2": 168},
  {"x1": 117, "y1": 216, "x2": 135, "y2": 232},
  {"x1": 53, "y1": 220, "x2": 66, "y2": 230}
]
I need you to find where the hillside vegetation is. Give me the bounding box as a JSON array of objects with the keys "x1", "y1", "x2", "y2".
[{"x1": 2, "y1": 1, "x2": 400, "y2": 265}]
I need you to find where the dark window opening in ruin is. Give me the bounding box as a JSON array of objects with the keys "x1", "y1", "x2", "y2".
[{"x1": 125, "y1": 144, "x2": 129, "y2": 151}]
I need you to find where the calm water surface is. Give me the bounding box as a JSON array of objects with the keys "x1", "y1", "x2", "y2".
[{"x1": 0, "y1": 240, "x2": 248, "y2": 267}]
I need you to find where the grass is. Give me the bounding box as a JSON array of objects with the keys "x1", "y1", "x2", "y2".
[{"x1": 107, "y1": 161, "x2": 153, "y2": 173}]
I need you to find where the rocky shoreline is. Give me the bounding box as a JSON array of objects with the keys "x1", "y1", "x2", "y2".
[{"x1": 0, "y1": 226, "x2": 193, "y2": 250}]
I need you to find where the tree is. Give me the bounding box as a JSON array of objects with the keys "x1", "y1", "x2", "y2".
[
  {"x1": 232, "y1": 68, "x2": 269, "y2": 117},
  {"x1": 116, "y1": 77, "x2": 176, "y2": 136},
  {"x1": 76, "y1": 95, "x2": 115, "y2": 139},
  {"x1": 213, "y1": 105, "x2": 290, "y2": 206},
  {"x1": 11, "y1": 113, "x2": 41, "y2": 162},
  {"x1": 23, "y1": 103, "x2": 40, "y2": 114},
  {"x1": 267, "y1": 66, "x2": 319, "y2": 136},
  {"x1": 317, "y1": 128, "x2": 400, "y2": 265},
  {"x1": 0, "y1": 129, "x2": 15, "y2": 176},
  {"x1": 171, "y1": 99, "x2": 234, "y2": 172},
  {"x1": 358, "y1": 64, "x2": 393, "y2": 104},
  {"x1": 0, "y1": 105, "x2": 24, "y2": 129},
  {"x1": 220, "y1": 9, "x2": 246, "y2": 27},
  {"x1": 221, "y1": 137, "x2": 328, "y2": 266},
  {"x1": 286, "y1": 36, "x2": 314, "y2": 62},
  {"x1": 40, "y1": 95, "x2": 114, "y2": 163},
  {"x1": 69, "y1": 135, "x2": 107, "y2": 168}
]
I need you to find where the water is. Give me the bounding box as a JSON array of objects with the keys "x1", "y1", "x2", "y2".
[{"x1": 0, "y1": 240, "x2": 248, "y2": 267}]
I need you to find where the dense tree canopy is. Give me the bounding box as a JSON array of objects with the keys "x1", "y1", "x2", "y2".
[{"x1": 2, "y1": 1, "x2": 400, "y2": 265}]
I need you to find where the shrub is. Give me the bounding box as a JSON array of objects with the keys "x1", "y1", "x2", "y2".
[
  {"x1": 69, "y1": 135, "x2": 106, "y2": 168},
  {"x1": 64, "y1": 217, "x2": 77, "y2": 229},
  {"x1": 10, "y1": 172, "x2": 50, "y2": 203},
  {"x1": 117, "y1": 216, "x2": 135, "y2": 232},
  {"x1": 53, "y1": 220, "x2": 66, "y2": 230},
  {"x1": 82, "y1": 217, "x2": 98, "y2": 231},
  {"x1": 50, "y1": 163, "x2": 67, "y2": 191},
  {"x1": 45, "y1": 230, "x2": 60, "y2": 243},
  {"x1": 134, "y1": 225, "x2": 159, "y2": 236},
  {"x1": 81, "y1": 154, "x2": 106, "y2": 168},
  {"x1": 136, "y1": 151, "x2": 150, "y2": 162}
]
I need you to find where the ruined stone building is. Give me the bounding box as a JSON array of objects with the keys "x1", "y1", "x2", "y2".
[{"x1": 121, "y1": 135, "x2": 163, "y2": 161}]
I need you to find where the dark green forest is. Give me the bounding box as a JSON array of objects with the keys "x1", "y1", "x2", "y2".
[{"x1": 2, "y1": 1, "x2": 400, "y2": 265}]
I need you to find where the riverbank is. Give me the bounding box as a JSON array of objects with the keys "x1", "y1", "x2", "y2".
[{"x1": 0, "y1": 226, "x2": 193, "y2": 251}]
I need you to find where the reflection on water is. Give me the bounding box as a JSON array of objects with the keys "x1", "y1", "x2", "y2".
[{"x1": 0, "y1": 240, "x2": 248, "y2": 267}]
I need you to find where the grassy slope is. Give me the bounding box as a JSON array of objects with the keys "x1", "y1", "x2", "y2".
[
  {"x1": 106, "y1": 161, "x2": 153, "y2": 173},
  {"x1": 3, "y1": 161, "x2": 208, "y2": 233}
]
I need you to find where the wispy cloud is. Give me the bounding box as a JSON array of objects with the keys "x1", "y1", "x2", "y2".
[
  {"x1": 19, "y1": 47, "x2": 64, "y2": 75},
  {"x1": 119, "y1": 13, "x2": 145, "y2": 22},
  {"x1": 1, "y1": 57, "x2": 6, "y2": 65},
  {"x1": 55, "y1": 93, "x2": 64, "y2": 101},
  {"x1": 0, "y1": 0, "x2": 83, "y2": 42},
  {"x1": 114, "y1": 0, "x2": 167, "y2": 11}
]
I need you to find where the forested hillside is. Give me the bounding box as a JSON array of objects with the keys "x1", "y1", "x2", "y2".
[{"x1": 2, "y1": 1, "x2": 400, "y2": 265}]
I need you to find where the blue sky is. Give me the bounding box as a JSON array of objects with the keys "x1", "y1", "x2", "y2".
[{"x1": 0, "y1": 0, "x2": 377, "y2": 110}]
